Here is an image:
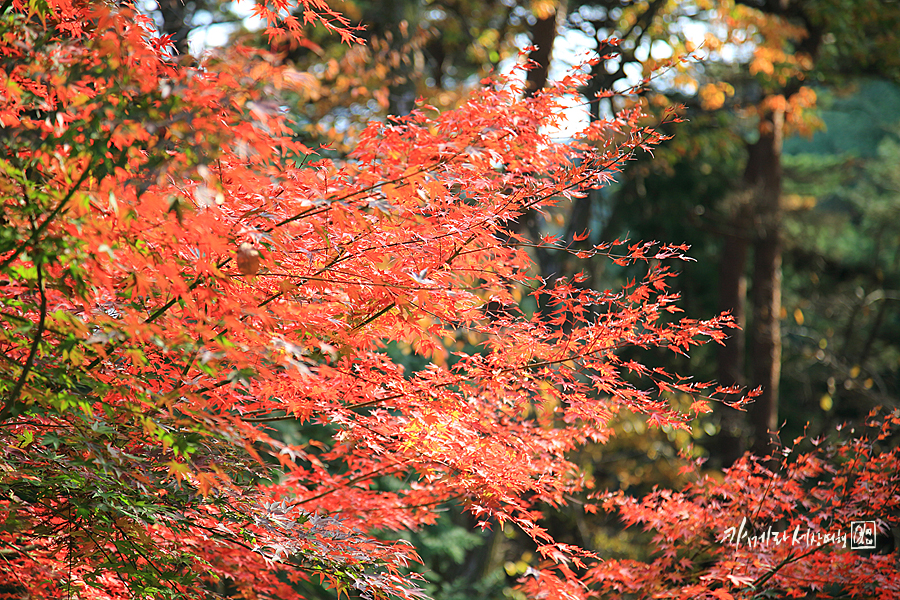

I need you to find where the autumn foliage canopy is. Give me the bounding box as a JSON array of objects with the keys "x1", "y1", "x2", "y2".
[{"x1": 1, "y1": 1, "x2": 897, "y2": 599}]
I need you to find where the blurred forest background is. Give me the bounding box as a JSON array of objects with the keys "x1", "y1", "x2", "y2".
[{"x1": 142, "y1": 0, "x2": 900, "y2": 597}]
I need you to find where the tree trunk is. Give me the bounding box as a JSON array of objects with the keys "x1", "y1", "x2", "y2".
[
  {"x1": 487, "y1": 3, "x2": 560, "y2": 319},
  {"x1": 361, "y1": 0, "x2": 418, "y2": 116},
  {"x1": 713, "y1": 229, "x2": 748, "y2": 467},
  {"x1": 524, "y1": 7, "x2": 559, "y2": 97},
  {"x1": 157, "y1": 0, "x2": 191, "y2": 57},
  {"x1": 746, "y1": 110, "x2": 784, "y2": 458}
]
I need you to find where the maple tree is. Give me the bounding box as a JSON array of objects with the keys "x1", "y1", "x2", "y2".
[
  {"x1": 585, "y1": 408, "x2": 900, "y2": 600},
  {"x1": 0, "y1": 0, "x2": 756, "y2": 598}
]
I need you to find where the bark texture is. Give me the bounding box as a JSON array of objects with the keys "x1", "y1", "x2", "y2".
[
  {"x1": 524, "y1": 9, "x2": 559, "y2": 97},
  {"x1": 746, "y1": 110, "x2": 785, "y2": 458},
  {"x1": 715, "y1": 228, "x2": 749, "y2": 467}
]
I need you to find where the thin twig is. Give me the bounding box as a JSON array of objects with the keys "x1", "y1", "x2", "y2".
[
  {"x1": 289, "y1": 461, "x2": 404, "y2": 508},
  {"x1": 350, "y1": 302, "x2": 395, "y2": 332}
]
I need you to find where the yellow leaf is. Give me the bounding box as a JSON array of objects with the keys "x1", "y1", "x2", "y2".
[
  {"x1": 167, "y1": 461, "x2": 191, "y2": 481},
  {"x1": 699, "y1": 83, "x2": 726, "y2": 110},
  {"x1": 531, "y1": 0, "x2": 557, "y2": 19}
]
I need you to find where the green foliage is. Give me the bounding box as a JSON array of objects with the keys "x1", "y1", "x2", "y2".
[
  {"x1": 780, "y1": 109, "x2": 900, "y2": 430},
  {"x1": 784, "y1": 79, "x2": 900, "y2": 157}
]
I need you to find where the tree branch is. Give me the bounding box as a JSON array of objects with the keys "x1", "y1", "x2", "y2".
[
  {"x1": 0, "y1": 159, "x2": 94, "y2": 272},
  {"x1": 1, "y1": 260, "x2": 46, "y2": 421}
]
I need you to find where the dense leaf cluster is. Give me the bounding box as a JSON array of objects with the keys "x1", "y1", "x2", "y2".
[{"x1": 0, "y1": 1, "x2": 748, "y2": 598}]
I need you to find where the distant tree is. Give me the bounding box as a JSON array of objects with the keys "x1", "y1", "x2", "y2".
[
  {"x1": 564, "y1": 0, "x2": 900, "y2": 462},
  {"x1": 779, "y1": 87, "x2": 900, "y2": 426}
]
